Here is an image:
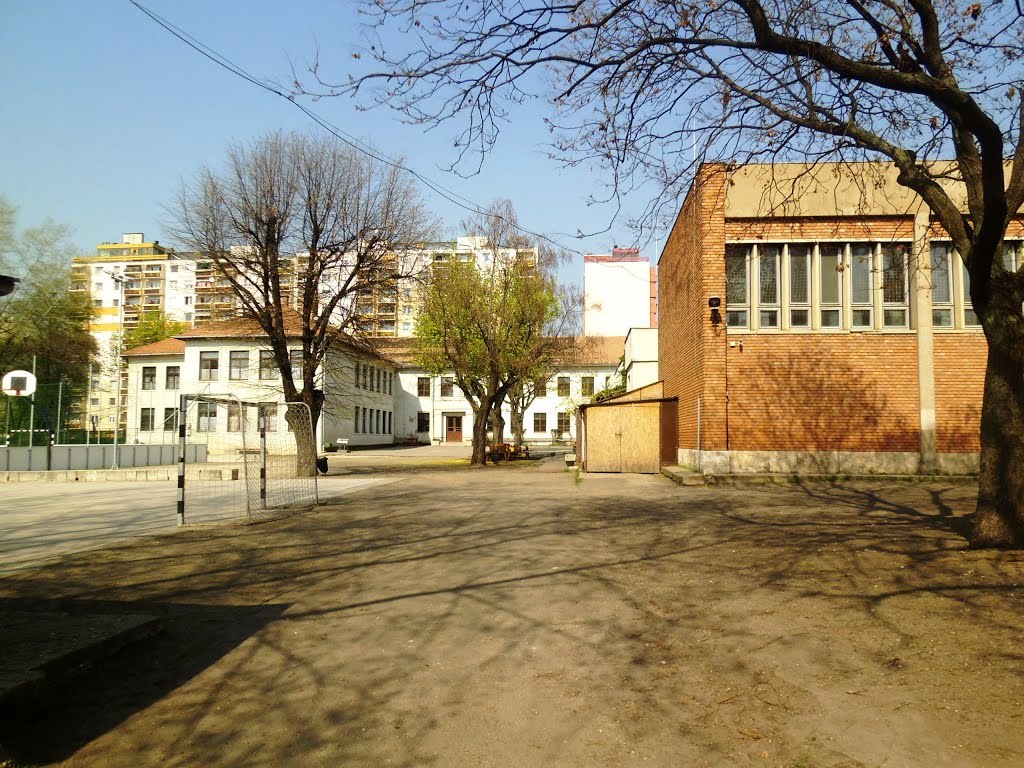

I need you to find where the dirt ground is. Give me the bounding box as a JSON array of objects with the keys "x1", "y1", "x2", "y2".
[{"x1": 2, "y1": 464, "x2": 1023, "y2": 768}]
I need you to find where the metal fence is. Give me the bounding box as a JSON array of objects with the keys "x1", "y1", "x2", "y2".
[{"x1": 0, "y1": 443, "x2": 207, "y2": 472}]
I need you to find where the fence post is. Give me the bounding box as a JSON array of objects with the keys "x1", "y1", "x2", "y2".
[
  {"x1": 177, "y1": 394, "x2": 187, "y2": 527},
  {"x1": 259, "y1": 406, "x2": 267, "y2": 509}
]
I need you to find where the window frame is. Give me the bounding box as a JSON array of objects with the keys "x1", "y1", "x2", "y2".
[
  {"x1": 557, "y1": 376, "x2": 570, "y2": 397},
  {"x1": 259, "y1": 350, "x2": 278, "y2": 380},
  {"x1": 198, "y1": 351, "x2": 218, "y2": 381},
  {"x1": 165, "y1": 365, "x2": 180, "y2": 390},
  {"x1": 139, "y1": 407, "x2": 155, "y2": 431},
  {"x1": 417, "y1": 376, "x2": 430, "y2": 397},
  {"x1": 229, "y1": 350, "x2": 249, "y2": 381},
  {"x1": 533, "y1": 412, "x2": 547, "y2": 433},
  {"x1": 141, "y1": 366, "x2": 156, "y2": 390}
]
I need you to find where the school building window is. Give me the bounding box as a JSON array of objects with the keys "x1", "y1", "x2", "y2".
[
  {"x1": 142, "y1": 367, "x2": 156, "y2": 390},
  {"x1": 417, "y1": 377, "x2": 430, "y2": 396},
  {"x1": 229, "y1": 351, "x2": 248, "y2": 380},
  {"x1": 417, "y1": 412, "x2": 429, "y2": 432},
  {"x1": 557, "y1": 412, "x2": 571, "y2": 434},
  {"x1": 163, "y1": 407, "x2": 177, "y2": 431},
  {"x1": 440, "y1": 377, "x2": 454, "y2": 397},
  {"x1": 259, "y1": 350, "x2": 277, "y2": 380},
  {"x1": 227, "y1": 403, "x2": 241, "y2": 432},
  {"x1": 199, "y1": 352, "x2": 218, "y2": 381},
  {"x1": 724, "y1": 242, "x2": 911, "y2": 331},
  {"x1": 581, "y1": 377, "x2": 594, "y2": 396},
  {"x1": 139, "y1": 408, "x2": 155, "y2": 431},
  {"x1": 557, "y1": 376, "x2": 570, "y2": 396},
  {"x1": 533, "y1": 413, "x2": 547, "y2": 433},
  {"x1": 197, "y1": 402, "x2": 217, "y2": 432},
  {"x1": 166, "y1": 366, "x2": 180, "y2": 390}
]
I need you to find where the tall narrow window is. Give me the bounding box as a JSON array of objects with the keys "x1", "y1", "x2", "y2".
[
  {"x1": 362, "y1": 364, "x2": 369, "y2": 389},
  {"x1": 962, "y1": 255, "x2": 980, "y2": 326},
  {"x1": 881, "y1": 244, "x2": 909, "y2": 327},
  {"x1": 818, "y1": 244, "x2": 843, "y2": 328},
  {"x1": 227, "y1": 403, "x2": 241, "y2": 432},
  {"x1": 354, "y1": 406, "x2": 360, "y2": 434},
  {"x1": 850, "y1": 244, "x2": 874, "y2": 329},
  {"x1": 557, "y1": 376, "x2": 570, "y2": 396},
  {"x1": 259, "y1": 350, "x2": 277, "y2": 380},
  {"x1": 229, "y1": 351, "x2": 248, "y2": 380},
  {"x1": 533, "y1": 412, "x2": 547, "y2": 433},
  {"x1": 289, "y1": 350, "x2": 303, "y2": 378},
  {"x1": 1001, "y1": 241, "x2": 1021, "y2": 273},
  {"x1": 582, "y1": 376, "x2": 595, "y2": 396},
  {"x1": 417, "y1": 412, "x2": 429, "y2": 432},
  {"x1": 362, "y1": 407, "x2": 367, "y2": 433},
  {"x1": 931, "y1": 243, "x2": 953, "y2": 327},
  {"x1": 440, "y1": 377, "x2": 454, "y2": 397},
  {"x1": 557, "y1": 412, "x2": 571, "y2": 434},
  {"x1": 725, "y1": 245, "x2": 749, "y2": 328},
  {"x1": 758, "y1": 244, "x2": 781, "y2": 328},
  {"x1": 142, "y1": 366, "x2": 156, "y2": 390},
  {"x1": 788, "y1": 245, "x2": 811, "y2": 328},
  {"x1": 264, "y1": 405, "x2": 277, "y2": 432},
  {"x1": 166, "y1": 365, "x2": 180, "y2": 390},
  {"x1": 199, "y1": 352, "x2": 218, "y2": 381},
  {"x1": 140, "y1": 408, "x2": 155, "y2": 431},
  {"x1": 163, "y1": 407, "x2": 177, "y2": 432},
  {"x1": 417, "y1": 376, "x2": 430, "y2": 396},
  {"x1": 197, "y1": 402, "x2": 217, "y2": 432},
  {"x1": 355, "y1": 362, "x2": 361, "y2": 388},
  {"x1": 533, "y1": 379, "x2": 547, "y2": 398}
]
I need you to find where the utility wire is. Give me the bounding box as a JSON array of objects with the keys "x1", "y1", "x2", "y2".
[{"x1": 127, "y1": 0, "x2": 588, "y2": 257}]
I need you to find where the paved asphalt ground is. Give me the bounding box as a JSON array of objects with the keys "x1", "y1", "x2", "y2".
[
  {"x1": 0, "y1": 446, "x2": 473, "y2": 576},
  {"x1": 3, "y1": 457, "x2": 1023, "y2": 768},
  {"x1": 0, "y1": 476, "x2": 398, "y2": 576}
]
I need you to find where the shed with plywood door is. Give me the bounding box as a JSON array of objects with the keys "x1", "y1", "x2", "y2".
[{"x1": 577, "y1": 382, "x2": 677, "y2": 474}]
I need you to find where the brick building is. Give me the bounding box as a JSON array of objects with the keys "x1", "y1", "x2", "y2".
[{"x1": 659, "y1": 162, "x2": 1021, "y2": 474}]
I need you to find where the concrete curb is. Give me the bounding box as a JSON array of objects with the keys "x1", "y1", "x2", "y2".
[
  {"x1": 661, "y1": 465, "x2": 978, "y2": 487},
  {"x1": 0, "y1": 469, "x2": 178, "y2": 482}
]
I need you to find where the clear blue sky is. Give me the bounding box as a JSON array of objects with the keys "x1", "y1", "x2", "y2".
[{"x1": 0, "y1": 1, "x2": 667, "y2": 288}]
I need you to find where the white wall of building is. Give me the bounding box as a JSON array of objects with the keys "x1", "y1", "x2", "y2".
[
  {"x1": 394, "y1": 366, "x2": 619, "y2": 445},
  {"x1": 624, "y1": 327, "x2": 659, "y2": 391},
  {"x1": 583, "y1": 258, "x2": 653, "y2": 337}
]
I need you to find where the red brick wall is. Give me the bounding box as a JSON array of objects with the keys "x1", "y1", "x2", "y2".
[
  {"x1": 726, "y1": 217, "x2": 913, "y2": 242},
  {"x1": 724, "y1": 334, "x2": 920, "y2": 451},
  {"x1": 934, "y1": 334, "x2": 986, "y2": 452},
  {"x1": 658, "y1": 165, "x2": 728, "y2": 451}
]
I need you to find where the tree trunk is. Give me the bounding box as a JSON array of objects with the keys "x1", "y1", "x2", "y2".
[
  {"x1": 972, "y1": 320, "x2": 1024, "y2": 547},
  {"x1": 511, "y1": 411, "x2": 525, "y2": 448},
  {"x1": 285, "y1": 390, "x2": 323, "y2": 478},
  {"x1": 470, "y1": 399, "x2": 492, "y2": 466},
  {"x1": 493, "y1": 404, "x2": 506, "y2": 445}
]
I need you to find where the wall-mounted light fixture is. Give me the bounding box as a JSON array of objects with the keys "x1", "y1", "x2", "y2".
[{"x1": 708, "y1": 295, "x2": 722, "y2": 326}]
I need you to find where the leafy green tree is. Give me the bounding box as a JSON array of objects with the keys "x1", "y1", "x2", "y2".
[
  {"x1": 120, "y1": 312, "x2": 190, "y2": 353},
  {"x1": 0, "y1": 197, "x2": 96, "y2": 389},
  {"x1": 416, "y1": 200, "x2": 573, "y2": 464}
]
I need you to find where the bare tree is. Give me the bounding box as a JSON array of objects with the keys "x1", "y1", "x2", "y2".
[
  {"x1": 169, "y1": 132, "x2": 435, "y2": 472},
  {"x1": 309, "y1": 0, "x2": 1024, "y2": 545}
]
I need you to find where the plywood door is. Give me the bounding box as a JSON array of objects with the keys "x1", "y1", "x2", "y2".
[{"x1": 586, "y1": 403, "x2": 660, "y2": 473}]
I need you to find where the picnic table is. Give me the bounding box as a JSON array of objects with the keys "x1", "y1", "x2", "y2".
[{"x1": 487, "y1": 443, "x2": 530, "y2": 462}]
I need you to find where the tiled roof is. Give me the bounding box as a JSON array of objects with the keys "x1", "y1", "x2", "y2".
[
  {"x1": 372, "y1": 336, "x2": 625, "y2": 370},
  {"x1": 123, "y1": 337, "x2": 186, "y2": 357},
  {"x1": 174, "y1": 313, "x2": 396, "y2": 364}
]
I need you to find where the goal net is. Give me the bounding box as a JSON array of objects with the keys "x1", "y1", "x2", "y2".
[{"x1": 177, "y1": 394, "x2": 319, "y2": 526}]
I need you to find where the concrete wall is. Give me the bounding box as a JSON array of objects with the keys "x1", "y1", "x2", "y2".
[
  {"x1": 624, "y1": 327, "x2": 658, "y2": 391},
  {"x1": 584, "y1": 258, "x2": 653, "y2": 336}
]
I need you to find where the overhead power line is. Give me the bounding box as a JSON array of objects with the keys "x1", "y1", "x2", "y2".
[{"x1": 126, "y1": 0, "x2": 588, "y2": 258}]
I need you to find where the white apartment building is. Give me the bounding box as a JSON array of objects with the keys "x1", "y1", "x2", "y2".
[
  {"x1": 582, "y1": 248, "x2": 658, "y2": 336},
  {"x1": 623, "y1": 328, "x2": 659, "y2": 392}
]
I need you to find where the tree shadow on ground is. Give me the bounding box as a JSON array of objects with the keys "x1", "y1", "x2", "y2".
[
  {"x1": 0, "y1": 470, "x2": 1021, "y2": 767},
  {"x1": 0, "y1": 597, "x2": 288, "y2": 764}
]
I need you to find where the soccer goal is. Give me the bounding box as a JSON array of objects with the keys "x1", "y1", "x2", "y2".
[{"x1": 176, "y1": 394, "x2": 319, "y2": 526}]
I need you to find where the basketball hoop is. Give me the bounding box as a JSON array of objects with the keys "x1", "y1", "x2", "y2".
[{"x1": 2, "y1": 370, "x2": 36, "y2": 398}]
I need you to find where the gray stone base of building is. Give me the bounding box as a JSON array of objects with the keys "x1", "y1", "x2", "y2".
[{"x1": 678, "y1": 448, "x2": 979, "y2": 477}]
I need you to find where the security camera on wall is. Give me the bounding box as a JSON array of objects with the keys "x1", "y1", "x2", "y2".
[{"x1": 708, "y1": 295, "x2": 721, "y2": 308}]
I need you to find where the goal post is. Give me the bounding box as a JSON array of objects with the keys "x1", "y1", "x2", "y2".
[{"x1": 177, "y1": 393, "x2": 319, "y2": 526}]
